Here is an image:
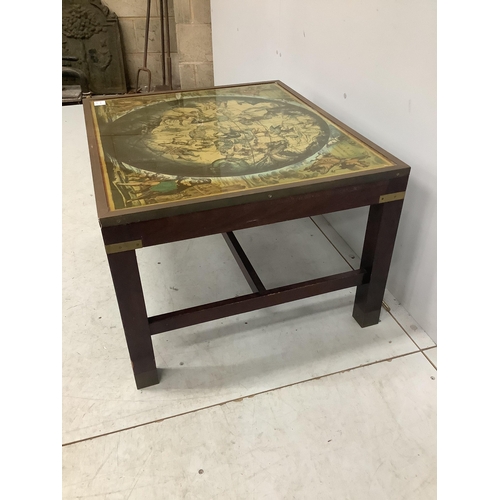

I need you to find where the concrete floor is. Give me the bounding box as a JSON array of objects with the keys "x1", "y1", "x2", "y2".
[{"x1": 62, "y1": 104, "x2": 436, "y2": 499}]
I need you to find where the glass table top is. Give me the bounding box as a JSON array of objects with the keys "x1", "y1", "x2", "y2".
[{"x1": 89, "y1": 82, "x2": 395, "y2": 213}]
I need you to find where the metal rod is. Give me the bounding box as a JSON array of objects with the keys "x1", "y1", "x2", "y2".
[
  {"x1": 159, "y1": 0, "x2": 166, "y2": 85},
  {"x1": 136, "y1": 0, "x2": 153, "y2": 92},
  {"x1": 143, "y1": 0, "x2": 151, "y2": 68},
  {"x1": 164, "y1": 0, "x2": 173, "y2": 89}
]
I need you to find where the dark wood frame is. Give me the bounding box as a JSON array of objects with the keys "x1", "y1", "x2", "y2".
[{"x1": 83, "y1": 80, "x2": 410, "y2": 389}]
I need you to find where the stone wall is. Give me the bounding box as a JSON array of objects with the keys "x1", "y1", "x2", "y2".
[
  {"x1": 103, "y1": 0, "x2": 213, "y2": 91},
  {"x1": 103, "y1": 0, "x2": 179, "y2": 90},
  {"x1": 173, "y1": 0, "x2": 214, "y2": 89}
]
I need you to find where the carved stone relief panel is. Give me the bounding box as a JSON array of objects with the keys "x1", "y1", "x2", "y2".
[{"x1": 62, "y1": 0, "x2": 127, "y2": 94}]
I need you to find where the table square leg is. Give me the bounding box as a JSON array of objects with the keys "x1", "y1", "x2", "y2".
[
  {"x1": 353, "y1": 200, "x2": 404, "y2": 327},
  {"x1": 106, "y1": 249, "x2": 159, "y2": 389}
]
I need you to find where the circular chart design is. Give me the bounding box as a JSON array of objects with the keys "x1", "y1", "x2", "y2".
[{"x1": 105, "y1": 96, "x2": 331, "y2": 178}]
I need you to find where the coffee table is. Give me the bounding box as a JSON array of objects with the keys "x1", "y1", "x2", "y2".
[{"x1": 83, "y1": 81, "x2": 410, "y2": 389}]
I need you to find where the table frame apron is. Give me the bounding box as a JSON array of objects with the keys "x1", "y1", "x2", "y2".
[{"x1": 102, "y1": 174, "x2": 408, "y2": 389}]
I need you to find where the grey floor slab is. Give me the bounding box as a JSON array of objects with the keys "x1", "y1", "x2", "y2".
[
  {"x1": 62, "y1": 105, "x2": 419, "y2": 444},
  {"x1": 62, "y1": 352, "x2": 437, "y2": 500},
  {"x1": 311, "y1": 215, "x2": 436, "y2": 349},
  {"x1": 234, "y1": 218, "x2": 351, "y2": 289},
  {"x1": 424, "y1": 347, "x2": 437, "y2": 368}
]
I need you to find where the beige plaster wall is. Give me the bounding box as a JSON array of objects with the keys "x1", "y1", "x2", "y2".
[{"x1": 211, "y1": 0, "x2": 437, "y2": 342}]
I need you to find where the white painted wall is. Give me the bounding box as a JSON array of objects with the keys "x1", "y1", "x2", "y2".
[{"x1": 211, "y1": 0, "x2": 437, "y2": 341}]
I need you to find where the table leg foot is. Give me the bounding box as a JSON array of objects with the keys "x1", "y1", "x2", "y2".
[
  {"x1": 107, "y1": 248, "x2": 158, "y2": 390},
  {"x1": 352, "y1": 200, "x2": 404, "y2": 328},
  {"x1": 134, "y1": 368, "x2": 160, "y2": 389},
  {"x1": 352, "y1": 304, "x2": 381, "y2": 328}
]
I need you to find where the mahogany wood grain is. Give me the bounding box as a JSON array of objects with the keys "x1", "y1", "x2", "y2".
[
  {"x1": 149, "y1": 269, "x2": 365, "y2": 335},
  {"x1": 106, "y1": 250, "x2": 159, "y2": 389},
  {"x1": 353, "y1": 200, "x2": 404, "y2": 327}
]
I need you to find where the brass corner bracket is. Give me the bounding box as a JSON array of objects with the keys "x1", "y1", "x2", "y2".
[
  {"x1": 105, "y1": 239, "x2": 143, "y2": 254},
  {"x1": 379, "y1": 191, "x2": 405, "y2": 204}
]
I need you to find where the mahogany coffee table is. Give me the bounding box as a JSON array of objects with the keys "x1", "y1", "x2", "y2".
[{"x1": 83, "y1": 81, "x2": 410, "y2": 389}]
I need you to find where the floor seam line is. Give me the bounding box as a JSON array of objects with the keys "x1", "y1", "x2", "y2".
[
  {"x1": 310, "y1": 217, "x2": 356, "y2": 271},
  {"x1": 62, "y1": 349, "x2": 420, "y2": 448},
  {"x1": 386, "y1": 308, "x2": 427, "y2": 351},
  {"x1": 309, "y1": 217, "x2": 437, "y2": 352},
  {"x1": 421, "y1": 349, "x2": 437, "y2": 370}
]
